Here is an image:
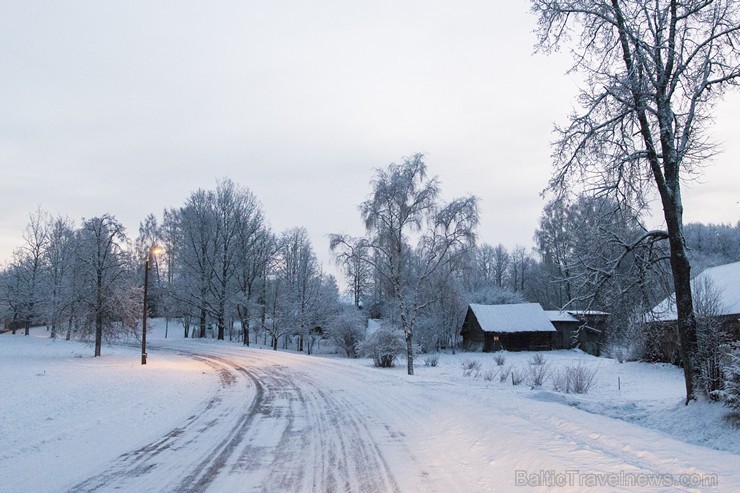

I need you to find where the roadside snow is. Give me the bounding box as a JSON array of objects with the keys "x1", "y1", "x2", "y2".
[
  {"x1": 402, "y1": 350, "x2": 739, "y2": 455},
  {"x1": 0, "y1": 328, "x2": 218, "y2": 492}
]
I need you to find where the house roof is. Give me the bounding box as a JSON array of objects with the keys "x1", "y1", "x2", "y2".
[
  {"x1": 468, "y1": 303, "x2": 557, "y2": 333},
  {"x1": 545, "y1": 310, "x2": 580, "y2": 323},
  {"x1": 567, "y1": 309, "x2": 609, "y2": 317},
  {"x1": 651, "y1": 261, "x2": 740, "y2": 321}
]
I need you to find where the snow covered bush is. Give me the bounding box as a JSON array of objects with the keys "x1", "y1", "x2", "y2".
[
  {"x1": 510, "y1": 367, "x2": 525, "y2": 386},
  {"x1": 461, "y1": 359, "x2": 482, "y2": 377},
  {"x1": 423, "y1": 353, "x2": 440, "y2": 367},
  {"x1": 325, "y1": 307, "x2": 367, "y2": 358},
  {"x1": 528, "y1": 354, "x2": 547, "y2": 366},
  {"x1": 357, "y1": 329, "x2": 405, "y2": 368},
  {"x1": 499, "y1": 364, "x2": 513, "y2": 383},
  {"x1": 552, "y1": 362, "x2": 597, "y2": 394},
  {"x1": 483, "y1": 367, "x2": 498, "y2": 381},
  {"x1": 493, "y1": 351, "x2": 506, "y2": 366},
  {"x1": 527, "y1": 359, "x2": 551, "y2": 387},
  {"x1": 693, "y1": 278, "x2": 732, "y2": 399},
  {"x1": 713, "y1": 342, "x2": 740, "y2": 411}
]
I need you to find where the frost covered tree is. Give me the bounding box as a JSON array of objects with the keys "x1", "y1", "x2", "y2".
[
  {"x1": 325, "y1": 304, "x2": 366, "y2": 358},
  {"x1": 331, "y1": 236, "x2": 373, "y2": 309},
  {"x1": 332, "y1": 154, "x2": 478, "y2": 375},
  {"x1": 692, "y1": 277, "x2": 731, "y2": 398},
  {"x1": 13, "y1": 209, "x2": 52, "y2": 335},
  {"x1": 233, "y1": 217, "x2": 273, "y2": 346},
  {"x1": 275, "y1": 228, "x2": 323, "y2": 352},
  {"x1": 531, "y1": 0, "x2": 740, "y2": 403},
  {"x1": 177, "y1": 189, "x2": 217, "y2": 338},
  {"x1": 44, "y1": 216, "x2": 76, "y2": 339},
  {"x1": 75, "y1": 215, "x2": 138, "y2": 356},
  {"x1": 158, "y1": 208, "x2": 180, "y2": 337}
]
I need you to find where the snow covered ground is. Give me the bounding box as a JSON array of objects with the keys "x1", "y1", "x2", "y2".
[{"x1": 1, "y1": 320, "x2": 738, "y2": 492}]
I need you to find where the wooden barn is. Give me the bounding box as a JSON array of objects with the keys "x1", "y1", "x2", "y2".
[
  {"x1": 460, "y1": 303, "x2": 557, "y2": 352},
  {"x1": 545, "y1": 310, "x2": 607, "y2": 355},
  {"x1": 648, "y1": 261, "x2": 740, "y2": 361}
]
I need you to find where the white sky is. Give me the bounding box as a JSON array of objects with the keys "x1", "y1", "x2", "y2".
[{"x1": 2, "y1": 0, "x2": 738, "y2": 279}]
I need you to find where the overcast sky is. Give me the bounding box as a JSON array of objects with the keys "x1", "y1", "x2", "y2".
[{"x1": 2, "y1": 0, "x2": 738, "y2": 281}]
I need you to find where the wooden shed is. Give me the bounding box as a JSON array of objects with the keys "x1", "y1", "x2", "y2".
[
  {"x1": 546, "y1": 310, "x2": 607, "y2": 355},
  {"x1": 647, "y1": 261, "x2": 740, "y2": 362},
  {"x1": 460, "y1": 303, "x2": 557, "y2": 352}
]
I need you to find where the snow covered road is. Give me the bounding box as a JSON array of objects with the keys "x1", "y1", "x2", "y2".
[
  {"x1": 70, "y1": 342, "x2": 740, "y2": 492},
  {"x1": 2, "y1": 333, "x2": 738, "y2": 492}
]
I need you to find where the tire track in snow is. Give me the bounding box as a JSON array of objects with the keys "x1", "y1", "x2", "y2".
[
  {"x1": 205, "y1": 357, "x2": 401, "y2": 492},
  {"x1": 65, "y1": 353, "x2": 261, "y2": 493},
  {"x1": 65, "y1": 346, "x2": 401, "y2": 493}
]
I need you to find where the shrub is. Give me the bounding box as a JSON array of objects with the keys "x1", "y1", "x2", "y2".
[
  {"x1": 527, "y1": 361, "x2": 551, "y2": 387},
  {"x1": 713, "y1": 342, "x2": 740, "y2": 410},
  {"x1": 510, "y1": 366, "x2": 525, "y2": 386},
  {"x1": 612, "y1": 347, "x2": 625, "y2": 363},
  {"x1": 357, "y1": 329, "x2": 405, "y2": 368},
  {"x1": 499, "y1": 364, "x2": 513, "y2": 383},
  {"x1": 528, "y1": 354, "x2": 547, "y2": 366},
  {"x1": 493, "y1": 352, "x2": 506, "y2": 366},
  {"x1": 483, "y1": 367, "x2": 499, "y2": 381},
  {"x1": 424, "y1": 353, "x2": 440, "y2": 367},
  {"x1": 552, "y1": 362, "x2": 597, "y2": 394},
  {"x1": 461, "y1": 359, "x2": 482, "y2": 377}
]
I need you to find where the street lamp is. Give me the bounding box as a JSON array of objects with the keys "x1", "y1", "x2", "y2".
[{"x1": 142, "y1": 245, "x2": 164, "y2": 365}]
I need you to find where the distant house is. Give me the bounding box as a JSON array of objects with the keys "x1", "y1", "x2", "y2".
[
  {"x1": 460, "y1": 303, "x2": 557, "y2": 352},
  {"x1": 650, "y1": 261, "x2": 740, "y2": 342},
  {"x1": 461, "y1": 303, "x2": 607, "y2": 353}
]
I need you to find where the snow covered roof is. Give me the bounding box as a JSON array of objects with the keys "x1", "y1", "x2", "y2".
[
  {"x1": 468, "y1": 303, "x2": 557, "y2": 333},
  {"x1": 545, "y1": 310, "x2": 580, "y2": 323},
  {"x1": 651, "y1": 261, "x2": 740, "y2": 321},
  {"x1": 567, "y1": 309, "x2": 609, "y2": 317}
]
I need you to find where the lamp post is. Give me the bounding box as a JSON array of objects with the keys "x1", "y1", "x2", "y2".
[{"x1": 142, "y1": 245, "x2": 163, "y2": 365}]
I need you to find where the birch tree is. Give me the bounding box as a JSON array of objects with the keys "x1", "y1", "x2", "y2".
[
  {"x1": 531, "y1": 0, "x2": 740, "y2": 403},
  {"x1": 332, "y1": 154, "x2": 478, "y2": 375}
]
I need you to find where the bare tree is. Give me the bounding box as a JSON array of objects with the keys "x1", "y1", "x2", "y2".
[
  {"x1": 332, "y1": 154, "x2": 478, "y2": 375},
  {"x1": 331, "y1": 236, "x2": 373, "y2": 309},
  {"x1": 531, "y1": 0, "x2": 740, "y2": 403}
]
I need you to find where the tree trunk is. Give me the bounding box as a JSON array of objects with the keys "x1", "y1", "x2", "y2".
[
  {"x1": 405, "y1": 332, "x2": 414, "y2": 376},
  {"x1": 95, "y1": 275, "x2": 103, "y2": 357},
  {"x1": 663, "y1": 194, "x2": 697, "y2": 403},
  {"x1": 199, "y1": 307, "x2": 207, "y2": 338},
  {"x1": 217, "y1": 313, "x2": 225, "y2": 340}
]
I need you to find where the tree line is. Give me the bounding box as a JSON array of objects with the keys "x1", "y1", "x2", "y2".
[{"x1": 2, "y1": 159, "x2": 736, "y2": 381}]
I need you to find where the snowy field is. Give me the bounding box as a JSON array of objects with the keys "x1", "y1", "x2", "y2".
[{"x1": 1, "y1": 320, "x2": 739, "y2": 492}]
